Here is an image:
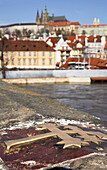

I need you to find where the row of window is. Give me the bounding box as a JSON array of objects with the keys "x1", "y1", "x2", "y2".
[
  {"x1": 9, "y1": 58, "x2": 52, "y2": 65},
  {"x1": 88, "y1": 43, "x2": 101, "y2": 47},
  {"x1": 99, "y1": 55, "x2": 107, "y2": 59},
  {"x1": 5, "y1": 52, "x2": 52, "y2": 57}
]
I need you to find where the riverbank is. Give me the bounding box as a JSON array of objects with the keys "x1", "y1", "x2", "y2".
[
  {"x1": 0, "y1": 79, "x2": 106, "y2": 129},
  {"x1": 0, "y1": 79, "x2": 107, "y2": 169}
]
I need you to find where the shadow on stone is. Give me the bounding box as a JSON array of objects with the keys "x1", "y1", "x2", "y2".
[{"x1": 48, "y1": 167, "x2": 70, "y2": 170}]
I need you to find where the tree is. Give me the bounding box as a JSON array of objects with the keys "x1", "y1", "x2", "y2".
[
  {"x1": 4, "y1": 28, "x2": 10, "y2": 35},
  {"x1": 82, "y1": 30, "x2": 86, "y2": 35},
  {"x1": 56, "y1": 28, "x2": 61, "y2": 36},
  {"x1": 22, "y1": 28, "x2": 28, "y2": 37},
  {"x1": 0, "y1": 30, "x2": 2, "y2": 38}
]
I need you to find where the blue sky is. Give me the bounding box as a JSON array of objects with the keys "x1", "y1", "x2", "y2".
[{"x1": 0, "y1": 0, "x2": 107, "y2": 26}]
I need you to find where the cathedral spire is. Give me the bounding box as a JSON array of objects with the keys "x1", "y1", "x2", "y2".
[
  {"x1": 44, "y1": 5, "x2": 48, "y2": 14},
  {"x1": 36, "y1": 9, "x2": 40, "y2": 24}
]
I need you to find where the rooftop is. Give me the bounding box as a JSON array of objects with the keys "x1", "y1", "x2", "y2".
[{"x1": 0, "y1": 39, "x2": 55, "y2": 51}]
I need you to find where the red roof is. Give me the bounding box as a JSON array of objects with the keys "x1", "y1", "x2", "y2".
[
  {"x1": 67, "y1": 36, "x2": 85, "y2": 49},
  {"x1": 82, "y1": 24, "x2": 107, "y2": 28},
  {"x1": 61, "y1": 57, "x2": 107, "y2": 69},
  {"x1": 46, "y1": 37, "x2": 59, "y2": 48},
  {"x1": 87, "y1": 35, "x2": 101, "y2": 43},
  {"x1": 0, "y1": 39, "x2": 55, "y2": 51},
  {"x1": 104, "y1": 40, "x2": 107, "y2": 49},
  {"x1": 46, "y1": 21, "x2": 80, "y2": 26}
]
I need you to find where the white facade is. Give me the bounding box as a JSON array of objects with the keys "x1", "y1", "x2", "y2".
[
  {"x1": 0, "y1": 23, "x2": 44, "y2": 35},
  {"x1": 78, "y1": 25, "x2": 107, "y2": 36},
  {"x1": 84, "y1": 36, "x2": 106, "y2": 59}
]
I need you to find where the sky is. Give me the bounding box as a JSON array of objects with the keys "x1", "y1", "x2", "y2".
[{"x1": 0, "y1": 0, "x2": 107, "y2": 26}]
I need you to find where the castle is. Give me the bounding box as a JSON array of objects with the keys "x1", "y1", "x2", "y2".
[{"x1": 36, "y1": 5, "x2": 67, "y2": 25}]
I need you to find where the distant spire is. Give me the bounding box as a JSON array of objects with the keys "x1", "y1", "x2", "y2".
[
  {"x1": 93, "y1": 18, "x2": 97, "y2": 25},
  {"x1": 36, "y1": 9, "x2": 40, "y2": 24},
  {"x1": 52, "y1": 10, "x2": 54, "y2": 17},
  {"x1": 44, "y1": 5, "x2": 48, "y2": 14},
  {"x1": 97, "y1": 18, "x2": 100, "y2": 25}
]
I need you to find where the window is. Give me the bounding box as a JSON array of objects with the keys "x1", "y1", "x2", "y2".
[
  {"x1": 11, "y1": 52, "x2": 14, "y2": 56},
  {"x1": 49, "y1": 52, "x2": 52, "y2": 56},
  {"x1": 23, "y1": 52, "x2": 26, "y2": 56},
  {"x1": 29, "y1": 52, "x2": 31, "y2": 56},
  {"x1": 18, "y1": 52, "x2": 20, "y2": 56},
  {"x1": 34, "y1": 59, "x2": 36, "y2": 64},
  {"x1": 49, "y1": 59, "x2": 52, "y2": 65},
  {"x1": 11, "y1": 59, "x2": 14, "y2": 65},
  {"x1": 18, "y1": 59, "x2": 21, "y2": 65},
  {"x1": 5, "y1": 52, "x2": 8, "y2": 56},
  {"x1": 23, "y1": 59, "x2": 26, "y2": 65},
  {"x1": 5, "y1": 58, "x2": 8, "y2": 64},
  {"x1": 29, "y1": 59, "x2": 31, "y2": 65},
  {"x1": 42, "y1": 59, "x2": 45, "y2": 65},
  {"x1": 34, "y1": 52, "x2": 36, "y2": 56},
  {"x1": 42, "y1": 52, "x2": 45, "y2": 56}
]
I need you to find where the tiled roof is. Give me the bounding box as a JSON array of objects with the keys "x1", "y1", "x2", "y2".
[
  {"x1": 67, "y1": 36, "x2": 85, "y2": 49},
  {"x1": 82, "y1": 24, "x2": 107, "y2": 28},
  {"x1": 46, "y1": 37, "x2": 60, "y2": 48},
  {"x1": 87, "y1": 35, "x2": 101, "y2": 42},
  {"x1": 68, "y1": 36, "x2": 76, "y2": 43},
  {"x1": 61, "y1": 57, "x2": 107, "y2": 69},
  {"x1": 46, "y1": 21, "x2": 80, "y2": 26},
  {"x1": 104, "y1": 40, "x2": 107, "y2": 49},
  {"x1": 0, "y1": 39, "x2": 55, "y2": 51}
]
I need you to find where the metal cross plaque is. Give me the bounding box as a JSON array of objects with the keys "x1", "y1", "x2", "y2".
[{"x1": 4, "y1": 123, "x2": 107, "y2": 151}]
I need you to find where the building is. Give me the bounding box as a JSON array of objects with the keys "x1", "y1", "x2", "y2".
[
  {"x1": 67, "y1": 35, "x2": 85, "y2": 59},
  {"x1": 61, "y1": 57, "x2": 107, "y2": 69},
  {"x1": 36, "y1": 6, "x2": 80, "y2": 35},
  {"x1": 0, "y1": 39, "x2": 55, "y2": 69},
  {"x1": 46, "y1": 36, "x2": 72, "y2": 66},
  {"x1": 36, "y1": 5, "x2": 67, "y2": 25},
  {"x1": 78, "y1": 18, "x2": 107, "y2": 36},
  {"x1": 0, "y1": 5, "x2": 80, "y2": 38},
  {"x1": 97, "y1": 39, "x2": 107, "y2": 60},
  {"x1": 46, "y1": 21, "x2": 80, "y2": 35},
  {"x1": 0, "y1": 23, "x2": 44, "y2": 38},
  {"x1": 84, "y1": 35, "x2": 106, "y2": 60}
]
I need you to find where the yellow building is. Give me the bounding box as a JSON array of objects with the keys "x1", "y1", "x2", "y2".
[{"x1": 0, "y1": 39, "x2": 56, "y2": 69}]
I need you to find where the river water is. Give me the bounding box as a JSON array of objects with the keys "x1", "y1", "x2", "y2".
[{"x1": 20, "y1": 84, "x2": 107, "y2": 121}]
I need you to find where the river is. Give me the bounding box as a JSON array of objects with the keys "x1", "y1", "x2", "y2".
[{"x1": 20, "y1": 84, "x2": 107, "y2": 121}]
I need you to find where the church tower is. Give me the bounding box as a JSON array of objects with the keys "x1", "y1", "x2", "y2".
[
  {"x1": 41, "y1": 5, "x2": 49, "y2": 24},
  {"x1": 36, "y1": 10, "x2": 40, "y2": 24},
  {"x1": 97, "y1": 18, "x2": 100, "y2": 25},
  {"x1": 93, "y1": 18, "x2": 97, "y2": 25}
]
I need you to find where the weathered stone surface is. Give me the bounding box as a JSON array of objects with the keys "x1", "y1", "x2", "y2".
[
  {"x1": 0, "y1": 79, "x2": 107, "y2": 169},
  {"x1": 0, "y1": 80, "x2": 106, "y2": 129}
]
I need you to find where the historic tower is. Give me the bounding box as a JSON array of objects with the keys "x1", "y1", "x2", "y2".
[
  {"x1": 41, "y1": 5, "x2": 49, "y2": 24},
  {"x1": 36, "y1": 10, "x2": 40, "y2": 24}
]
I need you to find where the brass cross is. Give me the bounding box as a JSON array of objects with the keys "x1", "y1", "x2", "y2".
[{"x1": 4, "y1": 123, "x2": 107, "y2": 151}]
